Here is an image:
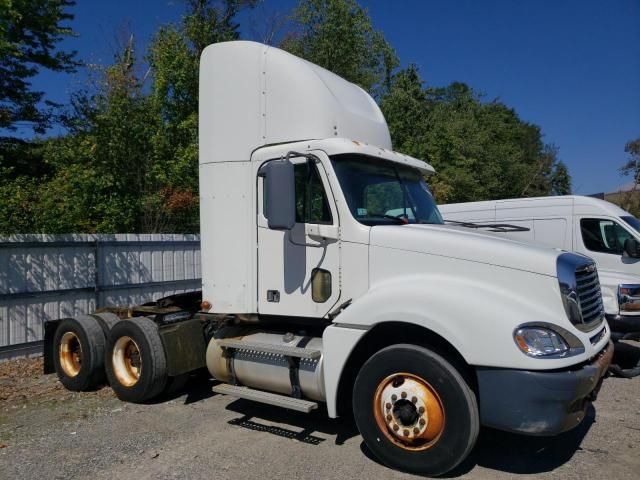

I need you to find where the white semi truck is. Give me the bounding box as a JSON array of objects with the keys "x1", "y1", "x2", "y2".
[{"x1": 44, "y1": 41, "x2": 613, "y2": 476}]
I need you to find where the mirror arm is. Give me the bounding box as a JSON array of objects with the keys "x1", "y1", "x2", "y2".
[{"x1": 283, "y1": 151, "x2": 320, "y2": 164}]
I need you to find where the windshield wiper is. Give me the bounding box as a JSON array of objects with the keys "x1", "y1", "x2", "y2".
[{"x1": 366, "y1": 214, "x2": 408, "y2": 224}]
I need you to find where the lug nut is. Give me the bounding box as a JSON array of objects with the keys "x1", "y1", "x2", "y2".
[
  {"x1": 411, "y1": 396, "x2": 417, "y2": 403},
  {"x1": 418, "y1": 406, "x2": 425, "y2": 414},
  {"x1": 386, "y1": 414, "x2": 392, "y2": 422},
  {"x1": 419, "y1": 418, "x2": 426, "y2": 426},
  {"x1": 385, "y1": 402, "x2": 392, "y2": 410},
  {"x1": 401, "y1": 391, "x2": 407, "y2": 399},
  {"x1": 403, "y1": 429, "x2": 410, "y2": 437},
  {"x1": 413, "y1": 427, "x2": 420, "y2": 434},
  {"x1": 391, "y1": 394, "x2": 397, "y2": 401},
  {"x1": 393, "y1": 424, "x2": 399, "y2": 431}
]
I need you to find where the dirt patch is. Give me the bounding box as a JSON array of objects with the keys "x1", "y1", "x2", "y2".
[{"x1": 0, "y1": 357, "x2": 113, "y2": 409}]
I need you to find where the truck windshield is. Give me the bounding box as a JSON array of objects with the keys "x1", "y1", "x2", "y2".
[
  {"x1": 330, "y1": 154, "x2": 443, "y2": 226},
  {"x1": 622, "y1": 215, "x2": 640, "y2": 234}
]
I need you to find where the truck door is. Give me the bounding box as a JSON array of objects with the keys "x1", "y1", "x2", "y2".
[{"x1": 257, "y1": 156, "x2": 341, "y2": 318}]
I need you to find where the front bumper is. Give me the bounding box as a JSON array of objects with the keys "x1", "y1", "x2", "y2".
[
  {"x1": 476, "y1": 341, "x2": 613, "y2": 436},
  {"x1": 606, "y1": 314, "x2": 640, "y2": 339}
]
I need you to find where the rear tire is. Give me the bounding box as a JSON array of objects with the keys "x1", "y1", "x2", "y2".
[
  {"x1": 105, "y1": 317, "x2": 167, "y2": 403},
  {"x1": 53, "y1": 316, "x2": 106, "y2": 391},
  {"x1": 92, "y1": 312, "x2": 121, "y2": 332},
  {"x1": 353, "y1": 344, "x2": 479, "y2": 476}
]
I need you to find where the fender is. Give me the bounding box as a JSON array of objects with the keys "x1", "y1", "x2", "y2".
[{"x1": 322, "y1": 267, "x2": 608, "y2": 418}]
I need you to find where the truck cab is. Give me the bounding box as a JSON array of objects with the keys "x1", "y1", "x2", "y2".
[{"x1": 45, "y1": 41, "x2": 613, "y2": 476}]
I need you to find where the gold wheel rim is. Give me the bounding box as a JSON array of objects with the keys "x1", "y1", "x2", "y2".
[
  {"x1": 373, "y1": 372, "x2": 445, "y2": 451},
  {"x1": 59, "y1": 331, "x2": 83, "y2": 377},
  {"x1": 112, "y1": 336, "x2": 142, "y2": 387}
]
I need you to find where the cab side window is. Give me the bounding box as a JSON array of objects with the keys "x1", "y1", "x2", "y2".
[
  {"x1": 294, "y1": 162, "x2": 332, "y2": 224},
  {"x1": 580, "y1": 218, "x2": 632, "y2": 255}
]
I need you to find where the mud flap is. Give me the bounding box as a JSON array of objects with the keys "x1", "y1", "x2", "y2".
[{"x1": 43, "y1": 319, "x2": 62, "y2": 374}]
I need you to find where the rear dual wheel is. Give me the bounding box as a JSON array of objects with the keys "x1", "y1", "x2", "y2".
[
  {"x1": 53, "y1": 313, "x2": 122, "y2": 391},
  {"x1": 105, "y1": 317, "x2": 168, "y2": 403},
  {"x1": 53, "y1": 316, "x2": 106, "y2": 391},
  {"x1": 353, "y1": 344, "x2": 479, "y2": 476}
]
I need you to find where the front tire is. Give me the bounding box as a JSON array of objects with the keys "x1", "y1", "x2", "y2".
[
  {"x1": 353, "y1": 344, "x2": 479, "y2": 476},
  {"x1": 105, "y1": 317, "x2": 167, "y2": 403}
]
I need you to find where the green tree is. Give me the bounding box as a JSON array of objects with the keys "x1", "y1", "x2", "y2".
[
  {"x1": 0, "y1": 0, "x2": 78, "y2": 134},
  {"x1": 381, "y1": 65, "x2": 571, "y2": 203},
  {"x1": 0, "y1": 0, "x2": 257, "y2": 234},
  {"x1": 619, "y1": 137, "x2": 640, "y2": 211},
  {"x1": 620, "y1": 137, "x2": 640, "y2": 180},
  {"x1": 142, "y1": 0, "x2": 256, "y2": 232},
  {"x1": 281, "y1": 0, "x2": 398, "y2": 95}
]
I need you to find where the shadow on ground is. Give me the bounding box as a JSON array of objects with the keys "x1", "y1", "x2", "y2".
[
  {"x1": 224, "y1": 399, "x2": 359, "y2": 446},
  {"x1": 611, "y1": 340, "x2": 640, "y2": 374},
  {"x1": 157, "y1": 369, "x2": 597, "y2": 477},
  {"x1": 358, "y1": 405, "x2": 595, "y2": 477},
  {"x1": 444, "y1": 405, "x2": 595, "y2": 477}
]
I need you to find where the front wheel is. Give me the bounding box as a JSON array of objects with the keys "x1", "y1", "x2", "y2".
[{"x1": 353, "y1": 344, "x2": 479, "y2": 476}]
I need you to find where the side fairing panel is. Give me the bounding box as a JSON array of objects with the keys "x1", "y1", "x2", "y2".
[{"x1": 199, "y1": 162, "x2": 256, "y2": 313}]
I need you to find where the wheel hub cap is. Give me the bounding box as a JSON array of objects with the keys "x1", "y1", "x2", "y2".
[
  {"x1": 373, "y1": 373, "x2": 445, "y2": 451},
  {"x1": 59, "y1": 332, "x2": 83, "y2": 377},
  {"x1": 112, "y1": 336, "x2": 142, "y2": 386}
]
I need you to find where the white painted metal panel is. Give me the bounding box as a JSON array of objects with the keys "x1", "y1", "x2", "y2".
[
  {"x1": 199, "y1": 41, "x2": 392, "y2": 166},
  {"x1": 199, "y1": 161, "x2": 255, "y2": 313}
]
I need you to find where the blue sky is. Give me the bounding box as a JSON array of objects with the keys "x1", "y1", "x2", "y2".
[{"x1": 20, "y1": 0, "x2": 640, "y2": 195}]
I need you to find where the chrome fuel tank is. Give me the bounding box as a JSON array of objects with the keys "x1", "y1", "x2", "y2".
[{"x1": 206, "y1": 329, "x2": 325, "y2": 401}]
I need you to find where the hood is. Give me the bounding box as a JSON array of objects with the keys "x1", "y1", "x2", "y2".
[{"x1": 370, "y1": 224, "x2": 567, "y2": 277}]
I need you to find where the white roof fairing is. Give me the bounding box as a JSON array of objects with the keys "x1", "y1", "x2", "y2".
[{"x1": 199, "y1": 41, "x2": 393, "y2": 165}]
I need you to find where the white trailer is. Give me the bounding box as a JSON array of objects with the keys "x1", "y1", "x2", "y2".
[{"x1": 44, "y1": 41, "x2": 613, "y2": 476}]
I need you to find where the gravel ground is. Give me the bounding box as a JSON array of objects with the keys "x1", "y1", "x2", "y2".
[{"x1": 1, "y1": 349, "x2": 639, "y2": 480}]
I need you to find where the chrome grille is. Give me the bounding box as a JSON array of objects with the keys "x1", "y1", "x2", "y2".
[
  {"x1": 557, "y1": 253, "x2": 605, "y2": 332},
  {"x1": 575, "y1": 264, "x2": 604, "y2": 328}
]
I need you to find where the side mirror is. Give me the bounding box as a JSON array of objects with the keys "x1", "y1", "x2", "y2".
[
  {"x1": 263, "y1": 159, "x2": 296, "y2": 230},
  {"x1": 624, "y1": 238, "x2": 640, "y2": 258}
]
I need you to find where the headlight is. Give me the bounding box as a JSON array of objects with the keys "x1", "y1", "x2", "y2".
[
  {"x1": 514, "y1": 327, "x2": 569, "y2": 357},
  {"x1": 618, "y1": 284, "x2": 640, "y2": 313}
]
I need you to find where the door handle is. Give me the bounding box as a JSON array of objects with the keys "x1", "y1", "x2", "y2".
[{"x1": 306, "y1": 224, "x2": 338, "y2": 242}]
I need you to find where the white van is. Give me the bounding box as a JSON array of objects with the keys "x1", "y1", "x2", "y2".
[{"x1": 440, "y1": 195, "x2": 640, "y2": 339}]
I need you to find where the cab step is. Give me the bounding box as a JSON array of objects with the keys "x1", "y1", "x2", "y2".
[
  {"x1": 212, "y1": 383, "x2": 318, "y2": 413},
  {"x1": 216, "y1": 339, "x2": 321, "y2": 359}
]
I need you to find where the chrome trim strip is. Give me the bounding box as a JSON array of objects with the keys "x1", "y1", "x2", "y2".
[{"x1": 332, "y1": 323, "x2": 370, "y2": 331}]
